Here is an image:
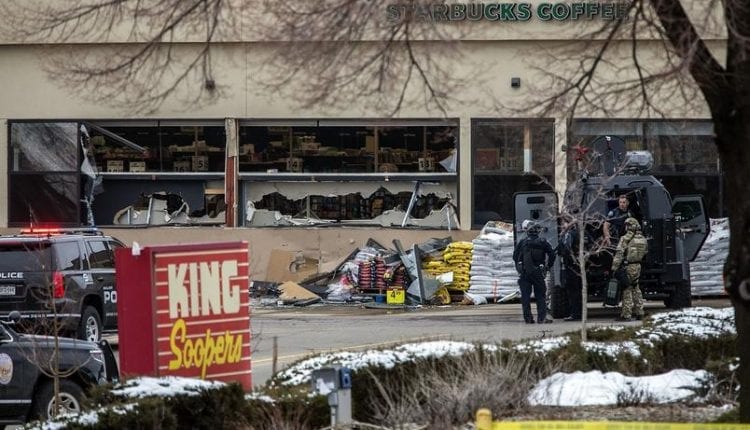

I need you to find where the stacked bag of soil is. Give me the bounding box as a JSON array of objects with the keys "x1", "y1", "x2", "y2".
[{"x1": 467, "y1": 222, "x2": 519, "y2": 301}]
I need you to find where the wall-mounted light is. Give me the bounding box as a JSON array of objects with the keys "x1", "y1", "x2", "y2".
[{"x1": 511, "y1": 77, "x2": 521, "y2": 89}]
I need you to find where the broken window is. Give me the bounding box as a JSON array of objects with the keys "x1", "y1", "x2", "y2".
[{"x1": 9, "y1": 123, "x2": 80, "y2": 225}]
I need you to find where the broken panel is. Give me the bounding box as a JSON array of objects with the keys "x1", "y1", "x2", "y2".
[{"x1": 243, "y1": 181, "x2": 458, "y2": 228}]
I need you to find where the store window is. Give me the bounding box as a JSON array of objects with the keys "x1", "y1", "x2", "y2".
[
  {"x1": 471, "y1": 119, "x2": 554, "y2": 226},
  {"x1": 9, "y1": 122, "x2": 80, "y2": 225},
  {"x1": 88, "y1": 123, "x2": 225, "y2": 173},
  {"x1": 239, "y1": 124, "x2": 457, "y2": 174},
  {"x1": 238, "y1": 120, "x2": 459, "y2": 227},
  {"x1": 571, "y1": 120, "x2": 723, "y2": 217}
]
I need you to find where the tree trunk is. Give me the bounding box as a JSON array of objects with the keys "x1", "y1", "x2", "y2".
[{"x1": 715, "y1": 116, "x2": 750, "y2": 422}]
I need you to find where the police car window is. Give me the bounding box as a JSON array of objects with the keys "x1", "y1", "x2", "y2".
[
  {"x1": 54, "y1": 242, "x2": 82, "y2": 271},
  {"x1": 87, "y1": 240, "x2": 113, "y2": 269},
  {"x1": 0, "y1": 243, "x2": 53, "y2": 271}
]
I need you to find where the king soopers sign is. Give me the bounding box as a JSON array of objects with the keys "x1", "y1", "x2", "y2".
[{"x1": 386, "y1": 2, "x2": 631, "y2": 23}]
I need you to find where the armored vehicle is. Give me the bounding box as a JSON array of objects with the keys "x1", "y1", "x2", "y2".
[{"x1": 514, "y1": 136, "x2": 710, "y2": 316}]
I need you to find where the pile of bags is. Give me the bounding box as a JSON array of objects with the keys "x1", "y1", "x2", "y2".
[
  {"x1": 690, "y1": 218, "x2": 728, "y2": 296},
  {"x1": 466, "y1": 222, "x2": 519, "y2": 301},
  {"x1": 441, "y1": 241, "x2": 473, "y2": 290}
]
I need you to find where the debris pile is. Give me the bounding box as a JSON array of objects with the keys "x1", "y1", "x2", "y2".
[{"x1": 252, "y1": 218, "x2": 728, "y2": 307}]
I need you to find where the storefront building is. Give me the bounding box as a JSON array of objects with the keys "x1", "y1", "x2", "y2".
[{"x1": 0, "y1": 2, "x2": 725, "y2": 240}]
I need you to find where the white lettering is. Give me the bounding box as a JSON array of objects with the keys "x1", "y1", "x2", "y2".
[
  {"x1": 199, "y1": 262, "x2": 221, "y2": 316},
  {"x1": 104, "y1": 290, "x2": 117, "y2": 304},
  {"x1": 168, "y1": 264, "x2": 189, "y2": 319},
  {"x1": 167, "y1": 259, "x2": 243, "y2": 318},
  {"x1": 221, "y1": 261, "x2": 240, "y2": 314},
  {"x1": 189, "y1": 262, "x2": 199, "y2": 316}
]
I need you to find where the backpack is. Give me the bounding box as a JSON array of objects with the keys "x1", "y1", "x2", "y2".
[
  {"x1": 522, "y1": 237, "x2": 547, "y2": 274},
  {"x1": 626, "y1": 232, "x2": 648, "y2": 263}
]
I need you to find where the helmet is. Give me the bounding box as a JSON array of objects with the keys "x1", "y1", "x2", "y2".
[
  {"x1": 526, "y1": 221, "x2": 542, "y2": 235},
  {"x1": 625, "y1": 217, "x2": 640, "y2": 232}
]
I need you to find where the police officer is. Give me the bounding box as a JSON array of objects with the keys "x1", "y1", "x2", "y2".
[
  {"x1": 558, "y1": 221, "x2": 588, "y2": 321},
  {"x1": 603, "y1": 195, "x2": 633, "y2": 246},
  {"x1": 611, "y1": 217, "x2": 647, "y2": 321},
  {"x1": 513, "y1": 222, "x2": 556, "y2": 324}
]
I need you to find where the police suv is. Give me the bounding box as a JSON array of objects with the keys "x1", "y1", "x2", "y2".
[
  {"x1": 0, "y1": 312, "x2": 117, "y2": 424},
  {"x1": 514, "y1": 136, "x2": 710, "y2": 316},
  {"x1": 0, "y1": 228, "x2": 123, "y2": 342}
]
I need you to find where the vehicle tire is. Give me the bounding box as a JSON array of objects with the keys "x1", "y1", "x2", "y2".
[
  {"x1": 550, "y1": 285, "x2": 568, "y2": 319},
  {"x1": 32, "y1": 379, "x2": 86, "y2": 420},
  {"x1": 77, "y1": 306, "x2": 102, "y2": 342},
  {"x1": 666, "y1": 282, "x2": 692, "y2": 309}
]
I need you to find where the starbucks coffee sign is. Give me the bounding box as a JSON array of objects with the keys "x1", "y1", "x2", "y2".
[{"x1": 386, "y1": 2, "x2": 631, "y2": 23}]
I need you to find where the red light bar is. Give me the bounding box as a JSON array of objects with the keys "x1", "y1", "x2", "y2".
[{"x1": 21, "y1": 227, "x2": 63, "y2": 234}]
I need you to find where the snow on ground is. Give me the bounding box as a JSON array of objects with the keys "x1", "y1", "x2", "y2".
[
  {"x1": 528, "y1": 369, "x2": 713, "y2": 406},
  {"x1": 28, "y1": 307, "x2": 737, "y2": 428},
  {"x1": 110, "y1": 376, "x2": 226, "y2": 399},
  {"x1": 276, "y1": 340, "x2": 499, "y2": 386}
]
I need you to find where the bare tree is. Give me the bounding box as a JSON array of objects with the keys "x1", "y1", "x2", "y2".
[
  {"x1": 0, "y1": 0, "x2": 469, "y2": 115},
  {"x1": 506, "y1": 1, "x2": 750, "y2": 420}
]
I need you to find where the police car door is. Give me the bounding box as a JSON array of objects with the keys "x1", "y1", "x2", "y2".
[
  {"x1": 672, "y1": 195, "x2": 710, "y2": 261},
  {"x1": 85, "y1": 239, "x2": 117, "y2": 329}
]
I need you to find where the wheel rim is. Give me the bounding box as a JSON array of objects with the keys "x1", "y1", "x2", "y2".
[
  {"x1": 46, "y1": 391, "x2": 81, "y2": 417},
  {"x1": 85, "y1": 316, "x2": 99, "y2": 342}
]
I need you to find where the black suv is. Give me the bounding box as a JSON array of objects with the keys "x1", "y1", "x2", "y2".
[
  {"x1": 0, "y1": 228, "x2": 123, "y2": 342},
  {"x1": 0, "y1": 314, "x2": 116, "y2": 424}
]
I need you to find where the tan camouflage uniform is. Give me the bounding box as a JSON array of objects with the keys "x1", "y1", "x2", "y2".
[{"x1": 612, "y1": 230, "x2": 644, "y2": 319}]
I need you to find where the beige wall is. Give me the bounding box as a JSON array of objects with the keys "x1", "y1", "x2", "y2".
[
  {"x1": 0, "y1": 27, "x2": 722, "y2": 230},
  {"x1": 0, "y1": 226, "x2": 480, "y2": 282}
]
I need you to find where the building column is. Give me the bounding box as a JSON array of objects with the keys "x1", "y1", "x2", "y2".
[
  {"x1": 225, "y1": 118, "x2": 239, "y2": 227},
  {"x1": 458, "y1": 115, "x2": 472, "y2": 231},
  {"x1": 554, "y1": 117, "x2": 569, "y2": 207}
]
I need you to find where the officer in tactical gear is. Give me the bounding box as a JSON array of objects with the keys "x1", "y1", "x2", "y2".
[
  {"x1": 611, "y1": 217, "x2": 647, "y2": 321},
  {"x1": 513, "y1": 221, "x2": 556, "y2": 324}
]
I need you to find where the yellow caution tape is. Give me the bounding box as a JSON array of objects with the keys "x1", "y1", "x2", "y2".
[
  {"x1": 485, "y1": 422, "x2": 747, "y2": 430},
  {"x1": 475, "y1": 411, "x2": 747, "y2": 430}
]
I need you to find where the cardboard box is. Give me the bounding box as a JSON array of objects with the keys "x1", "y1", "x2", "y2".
[{"x1": 265, "y1": 249, "x2": 319, "y2": 283}]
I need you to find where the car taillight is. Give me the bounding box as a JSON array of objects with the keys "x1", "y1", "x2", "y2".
[{"x1": 53, "y1": 271, "x2": 65, "y2": 298}]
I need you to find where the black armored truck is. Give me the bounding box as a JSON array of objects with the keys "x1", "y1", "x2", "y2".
[{"x1": 514, "y1": 136, "x2": 710, "y2": 316}]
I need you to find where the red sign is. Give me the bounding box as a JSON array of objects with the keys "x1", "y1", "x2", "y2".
[{"x1": 116, "y1": 242, "x2": 251, "y2": 389}]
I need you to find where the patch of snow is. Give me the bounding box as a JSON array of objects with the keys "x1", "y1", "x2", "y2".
[
  {"x1": 514, "y1": 336, "x2": 570, "y2": 354},
  {"x1": 637, "y1": 307, "x2": 735, "y2": 341},
  {"x1": 528, "y1": 369, "x2": 712, "y2": 406},
  {"x1": 277, "y1": 341, "x2": 497, "y2": 386},
  {"x1": 583, "y1": 341, "x2": 641, "y2": 358},
  {"x1": 110, "y1": 376, "x2": 226, "y2": 399}
]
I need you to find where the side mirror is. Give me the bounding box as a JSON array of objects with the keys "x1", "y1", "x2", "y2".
[{"x1": 7, "y1": 311, "x2": 21, "y2": 324}]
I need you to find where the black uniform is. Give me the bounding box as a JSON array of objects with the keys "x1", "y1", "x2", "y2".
[
  {"x1": 558, "y1": 225, "x2": 589, "y2": 321},
  {"x1": 606, "y1": 207, "x2": 632, "y2": 243},
  {"x1": 513, "y1": 231, "x2": 556, "y2": 323}
]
